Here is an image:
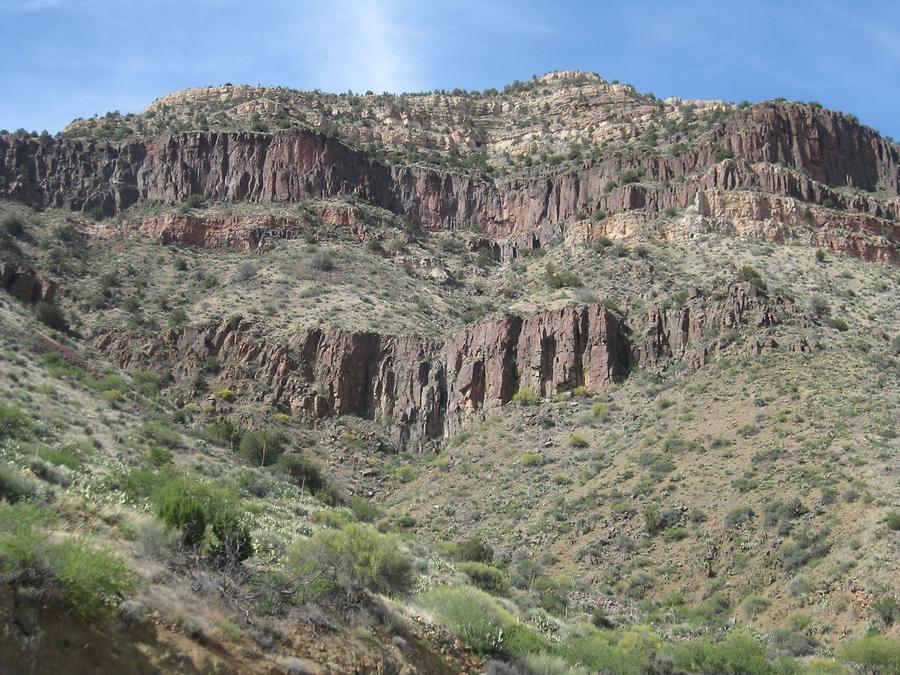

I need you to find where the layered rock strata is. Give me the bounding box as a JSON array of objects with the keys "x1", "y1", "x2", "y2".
[{"x1": 94, "y1": 282, "x2": 789, "y2": 450}]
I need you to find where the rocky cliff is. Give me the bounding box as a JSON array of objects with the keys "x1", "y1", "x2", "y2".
[
  {"x1": 93, "y1": 282, "x2": 792, "y2": 450},
  {"x1": 0, "y1": 261, "x2": 57, "y2": 305},
  {"x1": 3, "y1": 100, "x2": 898, "y2": 261}
]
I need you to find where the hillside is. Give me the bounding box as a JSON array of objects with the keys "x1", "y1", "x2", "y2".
[{"x1": 0, "y1": 71, "x2": 898, "y2": 674}]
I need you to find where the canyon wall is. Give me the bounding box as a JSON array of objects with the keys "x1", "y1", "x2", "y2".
[
  {"x1": 2, "y1": 103, "x2": 898, "y2": 250},
  {"x1": 93, "y1": 282, "x2": 790, "y2": 450}
]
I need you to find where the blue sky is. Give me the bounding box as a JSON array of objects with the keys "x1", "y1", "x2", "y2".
[{"x1": 1, "y1": 0, "x2": 898, "y2": 139}]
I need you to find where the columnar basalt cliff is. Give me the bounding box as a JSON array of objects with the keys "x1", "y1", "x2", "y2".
[
  {"x1": 93, "y1": 282, "x2": 790, "y2": 450},
  {"x1": 2, "y1": 101, "x2": 898, "y2": 262}
]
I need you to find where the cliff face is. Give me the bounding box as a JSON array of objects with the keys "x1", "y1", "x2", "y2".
[
  {"x1": 93, "y1": 282, "x2": 789, "y2": 450},
  {"x1": 0, "y1": 262, "x2": 56, "y2": 305},
  {"x1": 2, "y1": 102, "x2": 898, "y2": 258}
]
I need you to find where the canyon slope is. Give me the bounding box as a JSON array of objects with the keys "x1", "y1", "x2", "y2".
[{"x1": 1, "y1": 71, "x2": 898, "y2": 674}]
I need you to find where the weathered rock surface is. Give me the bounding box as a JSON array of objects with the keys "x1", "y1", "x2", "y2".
[
  {"x1": 3, "y1": 100, "x2": 898, "y2": 262},
  {"x1": 94, "y1": 282, "x2": 788, "y2": 450},
  {"x1": 0, "y1": 262, "x2": 56, "y2": 304}
]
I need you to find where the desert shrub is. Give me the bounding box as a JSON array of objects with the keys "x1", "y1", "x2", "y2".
[
  {"x1": 592, "y1": 402, "x2": 610, "y2": 420},
  {"x1": 780, "y1": 527, "x2": 831, "y2": 570},
  {"x1": 724, "y1": 505, "x2": 755, "y2": 528},
  {"x1": 871, "y1": 596, "x2": 898, "y2": 626},
  {"x1": 457, "y1": 561, "x2": 507, "y2": 594},
  {"x1": 522, "y1": 453, "x2": 544, "y2": 467},
  {"x1": 736, "y1": 266, "x2": 767, "y2": 290},
  {"x1": 214, "y1": 387, "x2": 234, "y2": 401},
  {"x1": 644, "y1": 505, "x2": 683, "y2": 534},
  {"x1": 53, "y1": 539, "x2": 136, "y2": 615},
  {"x1": 558, "y1": 626, "x2": 663, "y2": 674},
  {"x1": 672, "y1": 630, "x2": 772, "y2": 675},
  {"x1": 417, "y1": 585, "x2": 517, "y2": 656},
  {"x1": 347, "y1": 496, "x2": 380, "y2": 523},
  {"x1": 826, "y1": 317, "x2": 848, "y2": 332},
  {"x1": 545, "y1": 262, "x2": 581, "y2": 289},
  {"x1": 457, "y1": 536, "x2": 494, "y2": 564},
  {"x1": 0, "y1": 464, "x2": 41, "y2": 503},
  {"x1": 140, "y1": 421, "x2": 181, "y2": 448},
  {"x1": 287, "y1": 523, "x2": 413, "y2": 601},
  {"x1": 145, "y1": 445, "x2": 173, "y2": 468},
  {"x1": 239, "y1": 429, "x2": 285, "y2": 466},
  {"x1": 838, "y1": 635, "x2": 900, "y2": 674},
  {"x1": 0, "y1": 404, "x2": 32, "y2": 440},
  {"x1": 2, "y1": 214, "x2": 26, "y2": 238},
  {"x1": 568, "y1": 433, "x2": 589, "y2": 448},
  {"x1": 133, "y1": 519, "x2": 180, "y2": 559},
  {"x1": 208, "y1": 509, "x2": 253, "y2": 565},
  {"x1": 234, "y1": 263, "x2": 257, "y2": 282},
  {"x1": 0, "y1": 503, "x2": 134, "y2": 615},
  {"x1": 742, "y1": 594, "x2": 771, "y2": 618},
  {"x1": 0, "y1": 503, "x2": 54, "y2": 574},
  {"x1": 202, "y1": 420, "x2": 241, "y2": 449},
  {"x1": 309, "y1": 250, "x2": 336, "y2": 271},
  {"x1": 184, "y1": 193, "x2": 207, "y2": 209},
  {"x1": 513, "y1": 388, "x2": 539, "y2": 406},
  {"x1": 810, "y1": 295, "x2": 831, "y2": 318},
  {"x1": 885, "y1": 510, "x2": 900, "y2": 531},
  {"x1": 158, "y1": 494, "x2": 207, "y2": 547},
  {"x1": 35, "y1": 301, "x2": 69, "y2": 332},
  {"x1": 593, "y1": 236, "x2": 614, "y2": 252},
  {"x1": 313, "y1": 508, "x2": 355, "y2": 529}
]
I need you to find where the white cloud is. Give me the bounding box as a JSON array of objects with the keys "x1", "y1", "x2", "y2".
[{"x1": 303, "y1": 0, "x2": 427, "y2": 93}]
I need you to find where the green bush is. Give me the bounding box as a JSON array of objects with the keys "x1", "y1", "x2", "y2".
[
  {"x1": 158, "y1": 494, "x2": 207, "y2": 547},
  {"x1": 457, "y1": 561, "x2": 507, "y2": 594},
  {"x1": 35, "y1": 301, "x2": 69, "y2": 332},
  {"x1": 545, "y1": 262, "x2": 581, "y2": 289},
  {"x1": 416, "y1": 585, "x2": 516, "y2": 656},
  {"x1": 810, "y1": 295, "x2": 831, "y2": 318},
  {"x1": 0, "y1": 464, "x2": 40, "y2": 503},
  {"x1": 53, "y1": 539, "x2": 135, "y2": 615},
  {"x1": 558, "y1": 625, "x2": 663, "y2": 674},
  {"x1": 838, "y1": 635, "x2": 900, "y2": 674},
  {"x1": 457, "y1": 536, "x2": 494, "y2": 563},
  {"x1": 673, "y1": 630, "x2": 773, "y2": 675},
  {"x1": 0, "y1": 503, "x2": 134, "y2": 615},
  {"x1": 347, "y1": 496, "x2": 381, "y2": 523},
  {"x1": 885, "y1": 511, "x2": 900, "y2": 531},
  {"x1": 513, "y1": 388, "x2": 539, "y2": 406},
  {"x1": 0, "y1": 404, "x2": 32, "y2": 440},
  {"x1": 239, "y1": 429, "x2": 285, "y2": 466},
  {"x1": 736, "y1": 266, "x2": 767, "y2": 290},
  {"x1": 139, "y1": 421, "x2": 182, "y2": 449},
  {"x1": 568, "y1": 433, "x2": 589, "y2": 448},
  {"x1": 184, "y1": 193, "x2": 207, "y2": 209},
  {"x1": 287, "y1": 523, "x2": 413, "y2": 601},
  {"x1": 2, "y1": 214, "x2": 26, "y2": 238},
  {"x1": 871, "y1": 596, "x2": 898, "y2": 626},
  {"x1": 209, "y1": 509, "x2": 253, "y2": 564},
  {"x1": 276, "y1": 453, "x2": 325, "y2": 492},
  {"x1": 0, "y1": 503, "x2": 54, "y2": 574},
  {"x1": 146, "y1": 445, "x2": 173, "y2": 468}
]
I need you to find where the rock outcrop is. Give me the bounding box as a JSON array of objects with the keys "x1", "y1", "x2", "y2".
[
  {"x1": 3, "y1": 102, "x2": 899, "y2": 245},
  {"x1": 0, "y1": 262, "x2": 56, "y2": 304},
  {"x1": 94, "y1": 282, "x2": 788, "y2": 450}
]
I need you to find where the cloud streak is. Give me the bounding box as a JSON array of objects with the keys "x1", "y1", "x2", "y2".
[{"x1": 303, "y1": 0, "x2": 426, "y2": 93}]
